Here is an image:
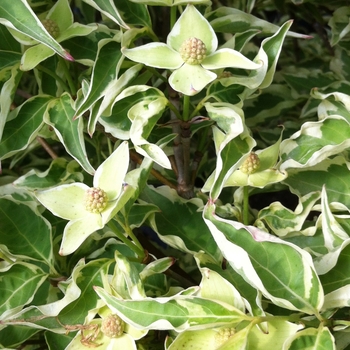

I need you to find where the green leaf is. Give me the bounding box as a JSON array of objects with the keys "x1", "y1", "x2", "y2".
[
  {"x1": 21, "y1": 23, "x2": 97, "y2": 71},
  {"x1": 317, "y1": 240, "x2": 350, "y2": 298},
  {"x1": 0, "y1": 25, "x2": 21, "y2": 51},
  {"x1": 197, "y1": 265, "x2": 246, "y2": 313},
  {"x1": 115, "y1": 0, "x2": 151, "y2": 28},
  {"x1": 59, "y1": 259, "x2": 112, "y2": 324},
  {"x1": 283, "y1": 326, "x2": 335, "y2": 350},
  {"x1": 206, "y1": 82, "x2": 244, "y2": 105},
  {"x1": 14, "y1": 158, "x2": 83, "y2": 189},
  {"x1": 0, "y1": 262, "x2": 47, "y2": 317},
  {"x1": 310, "y1": 86, "x2": 350, "y2": 123},
  {"x1": 0, "y1": 0, "x2": 73, "y2": 61},
  {"x1": 0, "y1": 196, "x2": 53, "y2": 265},
  {"x1": 246, "y1": 319, "x2": 303, "y2": 350},
  {"x1": 258, "y1": 192, "x2": 320, "y2": 237},
  {"x1": 204, "y1": 202, "x2": 324, "y2": 315},
  {"x1": 140, "y1": 257, "x2": 175, "y2": 280},
  {"x1": 88, "y1": 63, "x2": 143, "y2": 136},
  {"x1": 0, "y1": 57, "x2": 22, "y2": 140},
  {"x1": 100, "y1": 86, "x2": 165, "y2": 140},
  {"x1": 45, "y1": 332, "x2": 74, "y2": 349},
  {"x1": 74, "y1": 39, "x2": 124, "y2": 119},
  {"x1": 129, "y1": 95, "x2": 170, "y2": 168},
  {"x1": 62, "y1": 26, "x2": 115, "y2": 65},
  {"x1": 81, "y1": 0, "x2": 129, "y2": 28},
  {"x1": 194, "y1": 252, "x2": 265, "y2": 319},
  {"x1": 244, "y1": 84, "x2": 301, "y2": 127},
  {"x1": 329, "y1": 7, "x2": 350, "y2": 46},
  {"x1": 257, "y1": 20, "x2": 293, "y2": 89},
  {"x1": 112, "y1": 250, "x2": 146, "y2": 299},
  {"x1": 44, "y1": 93, "x2": 95, "y2": 174},
  {"x1": 0, "y1": 326, "x2": 40, "y2": 349},
  {"x1": 208, "y1": 7, "x2": 305, "y2": 38},
  {"x1": 319, "y1": 186, "x2": 349, "y2": 251},
  {"x1": 0, "y1": 95, "x2": 52, "y2": 160},
  {"x1": 128, "y1": 0, "x2": 211, "y2": 5},
  {"x1": 95, "y1": 287, "x2": 250, "y2": 332},
  {"x1": 283, "y1": 156, "x2": 350, "y2": 207},
  {"x1": 280, "y1": 117, "x2": 350, "y2": 170},
  {"x1": 167, "y1": 328, "x2": 234, "y2": 350},
  {"x1": 141, "y1": 185, "x2": 222, "y2": 262},
  {"x1": 202, "y1": 102, "x2": 255, "y2": 199}
]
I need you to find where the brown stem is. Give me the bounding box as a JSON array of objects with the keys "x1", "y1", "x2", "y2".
[
  {"x1": 37, "y1": 137, "x2": 58, "y2": 159},
  {"x1": 177, "y1": 122, "x2": 194, "y2": 199},
  {"x1": 169, "y1": 90, "x2": 194, "y2": 199},
  {"x1": 130, "y1": 150, "x2": 177, "y2": 189}
]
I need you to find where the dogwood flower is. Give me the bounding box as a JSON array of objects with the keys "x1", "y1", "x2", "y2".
[
  {"x1": 35, "y1": 142, "x2": 131, "y2": 256},
  {"x1": 65, "y1": 307, "x2": 147, "y2": 349},
  {"x1": 122, "y1": 4, "x2": 261, "y2": 96},
  {"x1": 20, "y1": 0, "x2": 97, "y2": 70},
  {"x1": 225, "y1": 140, "x2": 287, "y2": 188}
]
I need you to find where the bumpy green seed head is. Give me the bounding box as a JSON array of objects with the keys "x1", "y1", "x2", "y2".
[
  {"x1": 101, "y1": 314, "x2": 125, "y2": 338},
  {"x1": 240, "y1": 152, "x2": 260, "y2": 174},
  {"x1": 218, "y1": 71, "x2": 233, "y2": 79},
  {"x1": 215, "y1": 327, "x2": 236, "y2": 346},
  {"x1": 41, "y1": 19, "x2": 60, "y2": 39},
  {"x1": 85, "y1": 187, "x2": 108, "y2": 213},
  {"x1": 179, "y1": 37, "x2": 206, "y2": 65}
]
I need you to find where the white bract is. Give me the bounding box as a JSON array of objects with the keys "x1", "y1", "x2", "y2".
[
  {"x1": 122, "y1": 4, "x2": 261, "y2": 96},
  {"x1": 35, "y1": 142, "x2": 130, "y2": 255}
]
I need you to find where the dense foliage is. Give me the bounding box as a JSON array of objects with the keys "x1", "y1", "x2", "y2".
[{"x1": 1, "y1": 0, "x2": 350, "y2": 349}]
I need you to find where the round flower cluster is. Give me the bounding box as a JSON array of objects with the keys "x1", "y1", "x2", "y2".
[
  {"x1": 84, "y1": 187, "x2": 108, "y2": 213},
  {"x1": 240, "y1": 152, "x2": 260, "y2": 174},
  {"x1": 101, "y1": 314, "x2": 125, "y2": 338},
  {"x1": 41, "y1": 19, "x2": 60, "y2": 38},
  {"x1": 179, "y1": 37, "x2": 207, "y2": 65},
  {"x1": 215, "y1": 327, "x2": 235, "y2": 346}
]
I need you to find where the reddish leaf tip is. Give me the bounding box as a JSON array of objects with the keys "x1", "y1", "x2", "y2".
[{"x1": 64, "y1": 51, "x2": 75, "y2": 62}]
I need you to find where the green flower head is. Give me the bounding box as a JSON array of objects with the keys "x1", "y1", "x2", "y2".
[
  {"x1": 122, "y1": 4, "x2": 261, "y2": 96},
  {"x1": 35, "y1": 142, "x2": 131, "y2": 256}
]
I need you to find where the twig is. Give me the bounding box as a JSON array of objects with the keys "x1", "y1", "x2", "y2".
[{"x1": 36, "y1": 136, "x2": 58, "y2": 159}]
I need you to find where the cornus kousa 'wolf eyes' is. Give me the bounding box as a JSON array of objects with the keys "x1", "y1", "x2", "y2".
[
  {"x1": 122, "y1": 4, "x2": 261, "y2": 96},
  {"x1": 35, "y1": 142, "x2": 131, "y2": 256}
]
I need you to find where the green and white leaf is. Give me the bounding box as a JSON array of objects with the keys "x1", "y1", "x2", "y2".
[
  {"x1": 197, "y1": 266, "x2": 246, "y2": 313},
  {"x1": 202, "y1": 102, "x2": 255, "y2": 199},
  {"x1": 74, "y1": 39, "x2": 124, "y2": 119},
  {"x1": 0, "y1": 0, "x2": 73, "y2": 60},
  {"x1": 328, "y1": 7, "x2": 350, "y2": 46},
  {"x1": 141, "y1": 185, "x2": 222, "y2": 262},
  {"x1": 283, "y1": 156, "x2": 350, "y2": 207},
  {"x1": 258, "y1": 191, "x2": 320, "y2": 237},
  {"x1": 0, "y1": 57, "x2": 22, "y2": 140},
  {"x1": 129, "y1": 96, "x2": 171, "y2": 168},
  {"x1": 0, "y1": 196, "x2": 53, "y2": 266},
  {"x1": 44, "y1": 93, "x2": 95, "y2": 174},
  {"x1": 204, "y1": 202, "x2": 324, "y2": 315},
  {"x1": 95, "y1": 286, "x2": 250, "y2": 332},
  {"x1": 0, "y1": 262, "x2": 47, "y2": 319},
  {"x1": 14, "y1": 159, "x2": 83, "y2": 190},
  {"x1": 280, "y1": 116, "x2": 350, "y2": 170},
  {"x1": 0, "y1": 95, "x2": 52, "y2": 160},
  {"x1": 81, "y1": 0, "x2": 129, "y2": 29},
  {"x1": 283, "y1": 326, "x2": 335, "y2": 350}
]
